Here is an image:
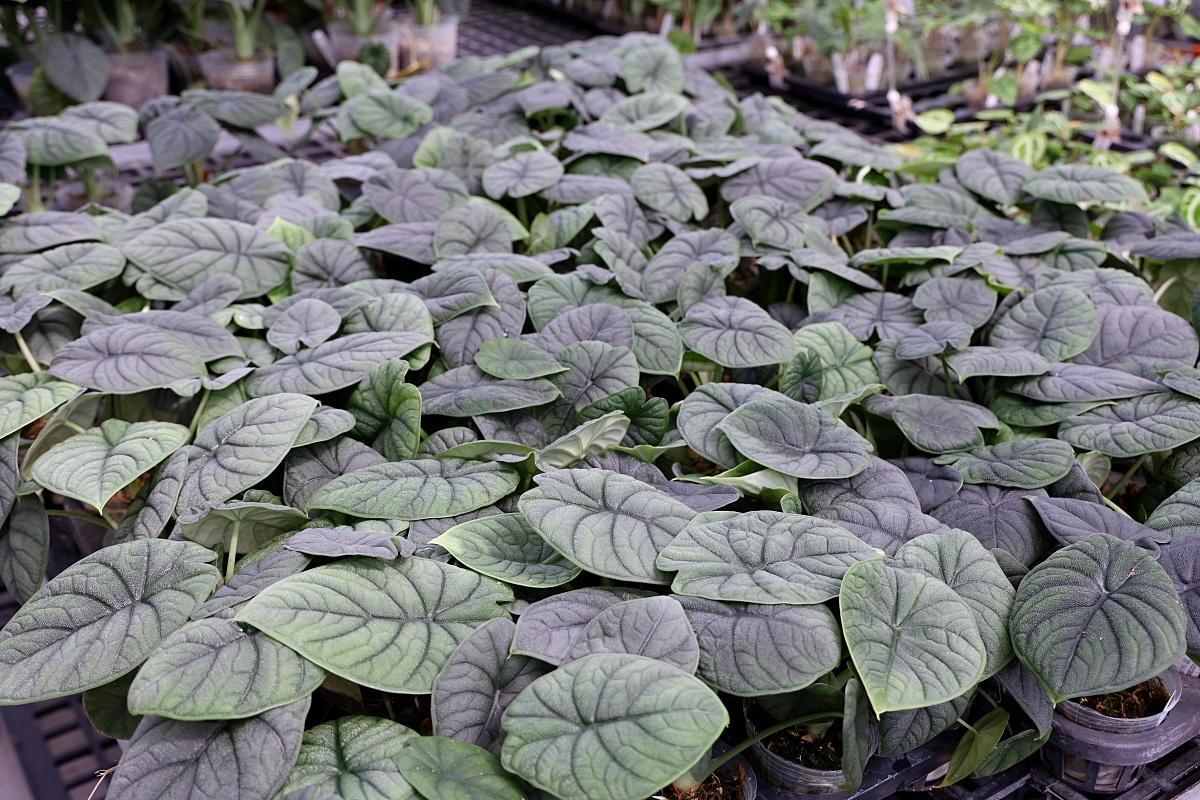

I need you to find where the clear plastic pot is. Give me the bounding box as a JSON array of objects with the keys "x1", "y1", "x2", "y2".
[
  {"x1": 743, "y1": 701, "x2": 845, "y2": 794},
  {"x1": 198, "y1": 51, "x2": 276, "y2": 94},
  {"x1": 5, "y1": 61, "x2": 35, "y2": 113},
  {"x1": 402, "y1": 16, "x2": 458, "y2": 71},
  {"x1": 327, "y1": 18, "x2": 403, "y2": 77},
  {"x1": 105, "y1": 49, "x2": 169, "y2": 109}
]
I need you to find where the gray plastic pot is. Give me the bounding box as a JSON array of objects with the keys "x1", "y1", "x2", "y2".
[{"x1": 1043, "y1": 669, "x2": 1196, "y2": 794}]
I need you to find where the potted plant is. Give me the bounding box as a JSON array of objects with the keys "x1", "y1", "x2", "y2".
[
  {"x1": 401, "y1": 0, "x2": 468, "y2": 70},
  {"x1": 199, "y1": 0, "x2": 276, "y2": 93},
  {"x1": 82, "y1": 0, "x2": 178, "y2": 108},
  {"x1": 322, "y1": 0, "x2": 405, "y2": 76}
]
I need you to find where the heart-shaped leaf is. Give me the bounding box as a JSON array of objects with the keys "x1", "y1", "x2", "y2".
[
  {"x1": 989, "y1": 285, "x2": 1099, "y2": 361},
  {"x1": 247, "y1": 331, "x2": 433, "y2": 396},
  {"x1": 955, "y1": 149, "x2": 1033, "y2": 206},
  {"x1": 0, "y1": 540, "x2": 219, "y2": 703},
  {"x1": 433, "y1": 513, "x2": 581, "y2": 588},
  {"x1": 278, "y1": 715, "x2": 420, "y2": 800},
  {"x1": 1023, "y1": 165, "x2": 1148, "y2": 205},
  {"x1": 307, "y1": 458, "x2": 519, "y2": 520},
  {"x1": 1010, "y1": 534, "x2": 1186, "y2": 704},
  {"x1": 0, "y1": 495, "x2": 49, "y2": 606},
  {"x1": 127, "y1": 618, "x2": 324, "y2": 720},
  {"x1": 935, "y1": 439, "x2": 1076, "y2": 490},
  {"x1": 680, "y1": 296, "x2": 796, "y2": 368},
  {"x1": 31, "y1": 419, "x2": 189, "y2": 511},
  {"x1": 0, "y1": 373, "x2": 82, "y2": 439},
  {"x1": 500, "y1": 653, "x2": 727, "y2": 800},
  {"x1": 717, "y1": 394, "x2": 873, "y2": 479},
  {"x1": 239, "y1": 557, "x2": 512, "y2": 693},
  {"x1": 841, "y1": 558, "x2": 985, "y2": 713},
  {"x1": 511, "y1": 587, "x2": 653, "y2": 665},
  {"x1": 561, "y1": 596, "x2": 699, "y2": 672},
  {"x1": 1058, "y1": 392, "x2": 1200, "y2": 458},
  {"x1": 421, "y1": 366, "x2": 561, "y2": 417},
  {"x1": 395, "y1": 736, "x2": 526, "y2": 800}
]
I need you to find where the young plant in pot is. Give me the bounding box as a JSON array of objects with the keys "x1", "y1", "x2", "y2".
[
  {"x1": 401, "y1": 0, "x2": 468, "y2": 71},
  {"x1": 5, "y1": 100, "x2": 138, "y2": 212},
  {"x1": 320, "y1": 0, "x2": 404, "y2": 77},
  {"x1": 81, "y1": 0, "x2": 179, "y2": 109},
  {"x1": 199, "y1": 0, "x2": 276, "y2": 93}
]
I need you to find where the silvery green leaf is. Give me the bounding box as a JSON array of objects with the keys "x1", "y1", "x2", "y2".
[
  {"x1": 346, "y1": 358, "x2": 421, "y2": 461},
  {"x1": 267, "y1": 298, "x2": 342, "y2": 355},
  {"x1": 179, "y1": 501, "x2": 309, "y2": 554},
  {"x1": 676, "y1": 383, "x2": 776, "y2": 469},
  {"x1": 0, "y1": 243, "x2": 124, "y2": 299},
  {"x1": 1147, "y1": 478, "x2": 1200, "y2": 540},
  {"x1": 563, "y1": 122, "x2": 651, "y2": 160},
  {"x1": 835, "y1": 292, "x2": 924, "y2": 342},
  {"x1": 179, "y1": 394, "x2": 318, "y2": 511},
  {"x1": 935, "y1": 439, "x2": 1076, "y2": 490},
  {"x1": 30, "y1": 419, "x2": 189, "y2": 511},
  {"x1": 123, "y1": 218, "x2": 292, "y2": 301},
  {"x1": 283, "y1": 437, "x2": 386, "y2": 511},
  {"x1": 501, "y1": 653, "x2": 725, "y2": 800},
  {"x1": 537, "y1": 411, "x2": 630, "y2": 469},
  {"x1": 280, "y1": 715, "x2": 419, "y2": 800},
  {"x1": 1158, "y1": 537, "x2": 1200, "y2": 654},
  {"x1": 0, "y1": 540, "x2": 219, "y2": 702},
  {"x1": 294, "y1": 239, "x2": 375, "y2": 291},
  {"x1": 394, "y1": 736, "x2": 525, "y2": 800},
  {"x1": 1076, "y1": 304, "x2": 1199, "y2": 377},
  {"x1": 561, "y1": 595, "x2": 698, "y2": 672},
  {"x1": 790, "y1": 321, "x2": 879, "y2": 401},
  {"x1": 1010, "y1": 534, "x2": 1185, "y2": 704},
  {"x1": 1008, "y1": 363, "x2": 1160, "y2": 402},
  {"x1": 721, "y1": 157, "x2": 838, "y2": 210},
  {"x1": 238, "y1": 557, "x2": 512, "y2": 693},
  {"x1": 945, "y1": 347, "x2": 1051, "y2": 381},
  {"x1": 678, "y1": 595, "x2": 843, "y2": 696},
  {"x1": 576, "y1": 387, "x2": 667, "y2": 447},
  {"x1": 483, "y1": 150, "x2": 564, "y2": 199},
  {"x1": 511, "y1": 587, "x2": 652, "y2": 664},
  {"x1": 718, "y1": 394, "x2": 873, "y2": 479},
  {"x1": 931, "y1": 484, "x2": 1050, "y2": 568},
  {"x1": 1029, "y1": 497, "x2": 1161, "y2": 548},
  {"x1": 809, "y1": 135, "x2": 901, "y2": 170},
  {"x1": 247, "y1": 332, "x2": 432, "y2": 396},
  {"x1": 287, "y1": 520, "x2": 410, "y2": 560},
  {"x1": 409, "y1": 267, "x2": 498, "y2": 324},
  {"x1": 82, "y1": 310, "x2": 243, "y2": 362},
  {"x1": 347, "y1": 91, "x2": 434, "y2": 139},
  {"x1": 172, "y1": 273, "x2": 243, "y2": 316},
  {"x1": 888, "y1": 457, "x2": 963, "y2": 512},
  {"x1": 306, "y1": 458, "x2": 519, "y2": 520},
  {"x1": 108, "y1": 698, "x2": 309, "y2": 800},
  {"x1": 841, "y1": 558, "x2": 985, "y2": 713},
  {"x1": 49, "y1": 323, "x2": 207, "y2": 394},
  {"x1": 730, "y1": 195, "x2": 810, "y2": 249},
  {"x1": 293, "y1": 407, "x2": 356, "y2": 449},
  {"x1": 643, "y1": 229, "x2": 739, "y2": 304},
  {"x1": 896, "y1": 530, "x2": 1015, "y2": 678},
  {"x1": 600, "y1": 91, "x2": 689, "y2": 131},
  {"x1": 520, "y1": 467, "x2": 694, "y2": 584},
  {"x1": 989, "y1": 285, "x2": 1098, "y2": 361},
  {"x1": 0, "y1": 373, "x2": 82, "y2": 439},
  {"x1": 146, "y1": 104, "x2": 221, "y2": 173},
  {"x1": 433, "y1": 512, "x2": 580, "y2": 588},
  {"x1": 632, "y1": 162, "x2": 708, "y2": 223},
  {"x1": 474, "y1": 338, "x2": 564, "y2": 380},
  {"x1": 537, "y1": 303, "x2": 635, "y2": 351},
  {"x1": 436, "y1": 271, "x2": 525, "y2": 371},
  {"x1": 544, "y1": 341, "x2": 640, "y2": 437},
  {"x1": 891, "y1": 394, "x2": 983, "y2": 454},
  {"x1": 895, "y1": 321, "x2": 973, "y2": 360},
  {"x1": 621, "y1": 40, "x2": 686, "y2": 93},
  {"x1": 658, "y1": 510, "x2": 880, "y2": 604},
  {"x1": 421, "y1": 366, "x2": 560, "y2": 417},
  {"x1": 955, "y1": 149, "x2": 1033, "y2": 206},
  {"x1": 0, "y1": 211, "x2": 101, "y2": 254},
  {"x1": 435, "y1": 203, "x2": 513, "y2": 258},
  {"x1": 680, "y1": 296, "x2": 795, "y2": 368},
  {"x1": 798, "y1": 456, "x2": 922, "y2": 510},
  {"x1": 0, "y1": 495, "x2": 48, "y2": 605},
  {"x1": 9, "y1": 117, "x2": 107, "y2": 167},
  {"x1": 813, "y1": 498, "x2": 950, "y2": 555},
  {"x1": 82, "y1": 672, "x2": 141, "y2": 740},
  {"x1": 1058, "y1": 392, "x2": 1200, "y2": 458},
  {"x1": 432, "y1": 617, "x2": 549, "y2": 754},
  {"x1": 878, "y1": 693, "x2": 973, "y2": 757},
  {"x1": 595, "y1": 191, "x2": 652, "y2": 249},
  {"x1": 182, "y1": 89, "x2": 283, "y2": 128},
  {"x1": 912, "y1": 276, "x2": 997, "y2": 329},
  {"x1": 1023, "y1": 165, "x2": 1148, "y2": 205},
  {"x1": 127, "y1": 618, "x2": 324, "y2": 721}
]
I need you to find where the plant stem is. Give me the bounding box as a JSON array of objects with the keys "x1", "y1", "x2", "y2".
[
  {"x1": 1105, "y1": 453, "x2": 1149, "y2": 500},
  {"x1": 938, "y1": 353, "x2": 955, "y2": 397},
  {"x1": 14, "y1": 331, "x2": 41, "y2": 373},
  {"x1": 702, "y1": 711, "x2": 844, "y2": 779},
  {"x1": 46, "y1": 509, "x2": 117, "y2": 530},
  {"x1": 188, "y1": 389, "x2": 211, "y2": 436},
  {"x1": 62, "y1": 420, "x2": 88, "y2": 435},
  {"x1": 226, "y1": 520, "x2": 241, "y2": 582}
]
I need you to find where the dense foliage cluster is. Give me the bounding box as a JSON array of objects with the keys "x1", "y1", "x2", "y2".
[{"x1": 0, "y1": 33, "x2": 1199, "y2": 800}]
